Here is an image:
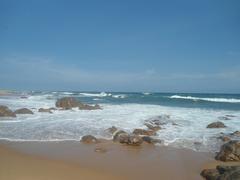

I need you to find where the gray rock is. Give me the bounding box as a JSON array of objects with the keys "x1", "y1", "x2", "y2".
[
  {"x1": 132, "y1": 129, "x2": 156, "y2": 136},
  {"x1": 14, "y1": 108, "x2": 33, "y2": 114},
  {"x1": 207, "y1": 122, "x2": 226, "y2": 128},
  {"x1": 56, "y1": 97, "x2": 81, "y2": 109},
  {"x1": 38, "y1": 108, "x2": 52, "y2": 113},
  {"x1": 215, "y1": 140, "x2": 240, "y2": 161},
  {"x1": 0, "y1": 105, "x2": 16, "y2": 117},
  {"x1": 80, "y1": 135, "x2": 99, "y2": 144}
]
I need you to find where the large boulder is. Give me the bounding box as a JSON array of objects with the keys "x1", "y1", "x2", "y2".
[
  {"x1": 0, "y1": 105, "x2": 16, "y2": 117},
  {"x1": 215, "y1": 140, "x2": 240, "y2": 161},
  {"x1": 132, "y1": 129, "x2": 156, "y2": 136},
  {"x1": 80, "y1": 135, "x2": 99, "y2": 144},
  {"x1": 207, "y1": 121, "x2": 226, "y2": 128},
  {"x1": 14, "y1": 108, "x2": 33, "y2": 114},
  {"x1": 56, "y1": 97, "x2": 81, "y2": 109},
  {"x1": 201, "y1": 165, "x2": 240, "y2": 180}
]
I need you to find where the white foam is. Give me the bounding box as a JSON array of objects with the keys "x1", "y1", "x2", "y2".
[
  {"x1": 170, "y1": 95, "x2": 240, "y2": 103},
  {"x1": 79, "y1": 92, "x2": 112, "y2": 97},
  {"x1": 112, "y1": 94, "x2": 126, "y2": 99}
]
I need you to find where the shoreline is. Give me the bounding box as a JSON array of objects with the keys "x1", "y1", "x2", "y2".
[{"x1": 1, "y1": 140, "x2": 237, "y2": 180}]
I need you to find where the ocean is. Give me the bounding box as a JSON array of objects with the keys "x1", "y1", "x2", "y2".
[{"x1": 0, "y1": 91, "x2": 240, "y2": 152}]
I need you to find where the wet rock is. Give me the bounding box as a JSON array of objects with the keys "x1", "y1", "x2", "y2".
[
  {"x1": 106, "y1": 126, "x2": 118, "y2": 134},
  {"x1": 142, "y1": 136, "x2": 162, "y2": 144},
  {"x1": 128, "y1": 135, "x2": 143, "y2": 146},
  {"x1": 215, "y1": 140, "x2": 240, "y2": 161},
  {"x1": 0, "y1": 105, "x2": 16, "y2": 117},
  {"x1": 219, "y1": 136, "x2": 231, "y2": 142},
  {"x1": 81, "y1": 135, "x2": 99, "y2": 144},
  {"x1": 231, "y1": 131, "x2": 240, "y2": 137},
  {"x1": 144, "y1": 123, "x2": 161, "y2": 131},
  {"x1": 38, "y1": 108, "x2": 52, "y2": 113},
  {"x1": 132, "y1": 129, "x2": 156, "y2": 136},
  {"x1": 201, "y1": 168, "x2": 220, "y2": 180},
  {"x1": 113, "y1": 130, "x2": 129, "y2": 144},
  {"x1": 14, "y1": 108, "x2": 33, "y2": 114},
  {"x1": 226, "y1": 115, "x2": 236, "y2": 118},
  {"x1": 78, "y1": 104, "x2": 101, "y2": 110},
  {"x1": 56, "y1": 97, "x2": 81, "y2": 109},
  {"x1": 201, "y1": 165, "x2": 240, "y2": 180},
  {"x1": 207, "y1": 121, "x2": 226, "y2": 128}
]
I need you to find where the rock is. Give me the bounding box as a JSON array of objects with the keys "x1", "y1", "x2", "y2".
[
  {"x1": 79, "y1": 104, "x2": 101, "y2": 110},
  {"x1": 14, "y1": 108, "x2": 33, "y2": 114},
  {"x1": 226, "y1": 115, "x2": 236, "y2": 118},
  {"x1": 215, "y1": 140, "x2": 240, "y2": 161},
  {"x1": 142, "y1": 136, "x2": 162, "y2": 144},
  {"x1": 201, "y1": 168, "x2": 220, "y2": 180},
  {"x1": 132, "y1": 129, "x2": 156, "y2": 136},
  {"x1": 38, "y1": 108, "x2": 52, "y2": 113},
  {"x1": 0, "y1": 105, "x2": 16, "y2": 117},
  {"x1": 128, "y1": 135, "x2": 143, "y2": 146},
  {"x1": 207, "y1": 121, "x2": 226, "y2": 128},
  {"x1": 106, "y1": 126, "x2": 118, "y2": 134},
  {"x1": 81, "y1": 135, "x2": 99, "y2": 144},
  {"x1": 219, "y1": 136, "x2": 231, "y2": 142},
  {"x1": 144, "y1": 123, "x2": 161, "y2": 131},
  {"x1": 56, "y1": 97, "x2": 81, "y2": 109},
  {"x1": 218, "y1": 116, "x2": 231, "y2": 120},
  {"x1": 231, "y1": 131, "x2": 240, "y2": 137},
  {"x1": 201, "y1": 165, "x2": 240, "y2": 180},
  {"x1": 94, "y1": 147, "x2": 107, "y2": 153},
  {"x1": 113, "y1": 130, "x2": 128, "y2": 142}
]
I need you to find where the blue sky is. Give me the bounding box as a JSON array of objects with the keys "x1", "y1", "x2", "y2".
[{"x1": 0, "y1": 0, "x2": 240, "y2": 93}]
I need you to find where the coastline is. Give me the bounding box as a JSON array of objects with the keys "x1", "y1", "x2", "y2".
[{"x1": 1, "y1": 140, "x2": 237, "y2": 180}]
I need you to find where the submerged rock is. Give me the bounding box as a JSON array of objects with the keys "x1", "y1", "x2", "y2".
[
  {"x1": 78, "y1": 104, "x2": 101, "y2": 110},
  {"x1": 81, "y1": 135, "x2": 99, "y2": 144},
  {"x1": 219, "y1": 136, "x2": 231, "y2": 142},
  {"x1": 14, "y1": 108, "x2": 33, "y2": 114},
  {"x1": 144, "y1": 123, "x2": 161, "y2": 131},
  {"x1": 38, "y1": 108, "x2": 52, "y2": 113},
  {"x1": 218, "y1": 116, "x2": 231, "y2": 121},
  {"x1": 132, "y1": 129, "x2": 156, "y2": 136},
  {"x1": 201, "y1": 165, "x2": 240, "y2": 180},
  {"x1": 215, "y1": 140, "x2": 240, "y2": 161},
  {"x1": 0, "y1": 105, "x2": 16, "y2": 117},
  {"x1": 207, "y1": 121, "x2": 226, "y2": 128},
  {"x1": 142, "y1": 136, "x2": 162, "y2": 144}
]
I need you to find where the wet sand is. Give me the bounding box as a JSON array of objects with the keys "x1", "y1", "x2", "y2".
[{"x1": 0, "y1": 140, "x2": 227, "y2": 180}]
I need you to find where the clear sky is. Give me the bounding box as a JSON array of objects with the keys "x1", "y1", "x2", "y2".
[{"x1": 0, "y1": 0, "x2": 240, "y2": 93}]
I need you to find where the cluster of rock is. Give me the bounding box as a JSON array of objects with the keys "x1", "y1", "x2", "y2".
[
  {"x1": 201, "y1": 165, "x2": 240, "y2": 180},
  {"x1": 0, "y1": 97, "x2": 101, "y2": 119},
  {"x1": 201, "y1": 140, "x2": 240, "y2": 179},
  {"x1": 56, "y1": 97, "x2": 101, "y2": 110}
]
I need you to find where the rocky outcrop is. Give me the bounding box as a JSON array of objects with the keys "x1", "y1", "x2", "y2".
[
  {"x1": 14, "y1": 108, "x2": 33, "y2": 114},
  {"x1": 207, "y1": 121, "x2": 226, "y2": 128},
  {"x1": 132, "y1": 129, "x2": 156, "y2": 136},
  {"x1": 80, "y1": 135, "x2": 99, "y2": 144},
  {"x1": 0, "y1": 105, "x2": 16, "y2": 117},
  {"x1": 113, "y1": 130, "x2": 143, "y2": 146},
  {"x1": 201, "y1": 165, "x2": 240, "y2": 180},
  {"x1": 38, "y1": 108, "x2": 52, "y2": 113},
  {"x1": 215, "y1": 140, "x2": 240, "y2": 161},
  {"x1": 56, "y1": 97, "x2": 101, "y2": 110}
]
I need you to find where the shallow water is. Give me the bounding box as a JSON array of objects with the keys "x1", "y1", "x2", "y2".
[{"x1": 0, "y1": 91, "x2": 240, "y2": 152}]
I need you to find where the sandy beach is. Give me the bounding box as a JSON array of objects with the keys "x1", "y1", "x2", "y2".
[{"x1": 2, "y1": 140, "x2": 238, "y2": 180}]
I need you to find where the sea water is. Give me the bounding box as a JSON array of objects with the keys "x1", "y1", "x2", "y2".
[{"x1": 0, "y1": 91, "x2": 240, "y2": 152}]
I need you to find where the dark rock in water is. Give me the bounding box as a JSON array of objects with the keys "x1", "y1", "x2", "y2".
[
  {"x1": 132, "y1": 129, "x2": 156, "y2": 136},
  {"x1": 144, "y1": 123, "x2": 161, "y2": 131},
  {"x1": 0, "y1": 105, "x2": 16, "y2": 117},
  {"x1": 142, "y1": 136, "x2": 162, "y2": 144},
  {"x1": 56, "y1": 97, "x2": 81, "y2": 109},
  {"x1": 38, "y1": 108, "x2": 52, "y2": 113},
  {"x1": 207, "y1": 121, "x2": 226, "y2": 128},
  {"x1": 106, "y1": 126, "x2": 118, "y2": 134},
  {"x1": 81, "y1": 135, "x2": 99, "y2": 144},
  {"x1": 215, "y1": 140, "x2": 240, "y2": 161},
  {"x1": 231, "y1": 131, "x2": 240, "y2": 137},
  {"x1": 14, "y1": 108, "x2": 33, "y2": 114},
  {"x1": 79, "y1": 104, "x2": 101, "y2": 110},
  {"x1": 219, "y1": 136, "x2": 231, "y2": 142},
  {"x1": 128, "y1": 135, "x2": 143, "y2": 146},
  {"x1": 226, "y1": 115, "x2": 236, "y2": 118},
  {"x1": 201, "y1": 165, "x2": 240, "y2": 180}
]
